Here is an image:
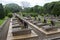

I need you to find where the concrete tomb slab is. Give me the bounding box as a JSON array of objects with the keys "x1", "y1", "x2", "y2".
[
  {"x1": 12, "y1": 22, "x2": 19, "y2": 25},
  {"x1": 12, "y1": 24, "x2": 20, "y2": 28},
  {"x1": 24, "y1": 17, "x2": 32, "y2": 20},
  {"x1": 12, "y1": 28, "x2": 32, "y2": 36},
  {"x1": 42, "y1": 25, "x2": 57, "y2": 31},
  {"x1": 36, "y1": 23, "x2": 48, "y2": 27},
  {"x1": 12, "y1": 18, "x2": 18, "y2": 20},
  {"x1": 32, "y1": 21, "x2": 38, "y2": 24},
  {"x1": 12, "y1": 20, "x2": 18, "y2": 22}
]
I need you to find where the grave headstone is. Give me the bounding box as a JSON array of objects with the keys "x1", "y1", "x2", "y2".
[
  {"x1": 24, "y1": 22, "x2": 28, "y2": 28},
  {"x1": 38, "y1": 18, "x2": 41, "y2": 21},
  {"x1": 43, "y1": 19, "x2": 47, "y2": 23},
  {"x1": 27, "y1": 15, "x2": 31, "y2": 18},
  {"x1": 34, "y1": 17, "x2": 37, "y2": 21},
  {"x1": 36, "y1": 23, "x2": 47, "y2": 27},
  {"x1": 51, "y1": 20, "x2": 55, "y2": 26}
]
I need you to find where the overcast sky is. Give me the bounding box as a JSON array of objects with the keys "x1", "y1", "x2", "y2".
[{"x1": 0, "y1": 0, "x2": 60, "y2": 7}]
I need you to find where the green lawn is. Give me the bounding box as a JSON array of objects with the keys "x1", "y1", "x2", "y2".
[
  {"x1": 0, "y1": 17, "x2": 8, "y2": 25},
  {"x1": 0, "y1": 19, "x2": 5, "y2": 25}
]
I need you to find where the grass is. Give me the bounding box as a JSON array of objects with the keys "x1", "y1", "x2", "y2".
[
  {"x1": 0, "y1": 19, "x2": 5, "y2": 25},
  {"x1": 0, "y1": 16, "x2": 8, "y2": 25}
]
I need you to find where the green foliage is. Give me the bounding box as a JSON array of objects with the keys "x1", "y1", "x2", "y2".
[
  {"x1": 51, "y1": 2, "x2": 60, "y2": 16},
  {"x1": 44, "y1": 1, "x2": 60, "y2": 16},
  {"x1": 0, "y1": 19, "x2": 5, "y2": 25},
  {"x1": 47, "y1": 19, "x2": 51, "y2": 24},
  {"x1": 8, "y1": 13, "x2": 13, "y2": 18},
  {"x1": 29, "y1": 13, "x2": 38, "y2": 17},
  {"x1": 0, "y1": 16, "x2": 8, "y2": 25},
  {"x1": 21, "y1": 13, "x2": 38, "y2": 17},
  {"x1": 4, "y1": 6, "x2": 11, "y2": 16},
  {"x1": 33, "y1": 5, "x2": 44, "y2": 14},
  {"x1": 2, "y1": 1, "x2": 60, "y2": 18},
  {"x1": 21, "y1": 13, "x2": 28, "y2": 17},
  {"x1": 0, "y1": 3, "x2": 5, "y2": 19},
  {"x1": 22, "y1": 1, "x2": 60, "y2": 16},
  {"x1": 4, "y1": 3, "x2": 22, "y2": 13},
  {"x1": 22, "y1": 5, "x2": 44, "y2": 15}
]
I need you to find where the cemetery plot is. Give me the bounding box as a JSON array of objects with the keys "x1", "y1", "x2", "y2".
[
  {"x1": 7, "y1": 17, "x2": 38, "y2": 40},
  {"x1": 22, "y1": 15, "x2": 60, "y2": 35},
  {"x1": 9, "y1": 13, "x2": 60, "y2": 40},
  {"x1": 42, "y1": 25, "x2": 57, "y2": 31},
  {"x1": 23, "y1": 16, "x2": 49, "y2": 28}
]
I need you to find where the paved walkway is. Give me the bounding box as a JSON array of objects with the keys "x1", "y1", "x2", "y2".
[{"x1": 0, "y1": 19, "x2": 10, "y2": 40}]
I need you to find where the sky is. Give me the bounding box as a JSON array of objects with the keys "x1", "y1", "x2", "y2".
[{"x1": 0, "y1": 0, "x2": 60, "y2": 7}]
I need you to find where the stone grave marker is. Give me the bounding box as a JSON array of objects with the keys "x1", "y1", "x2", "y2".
[
  {"x1": 34, "y1": 17, "x2": 37, "y2": 21},
  {"x1": 23, "y1": 22, "x2": 28, "y2": 28},
  {"x1": 43, "y1": 18, "x2": 47, "y2": 23},
  {"x1": 50, "y1": 20, "x2": 55, "y2": 26},
  {"x1": 38, "y1": 18, "x2": 41, "y2": 21}
]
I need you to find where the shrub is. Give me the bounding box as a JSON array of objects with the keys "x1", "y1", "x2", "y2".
[
  {"x1": 8, "y1": 13, "x2": 13, "y2": 18},
  {"x1": 30, "y1": 13, "x2": 38, "y2": 17}
]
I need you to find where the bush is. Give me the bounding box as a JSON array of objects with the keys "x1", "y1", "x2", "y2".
[
  {"x1": 30, "y1": 13, "x2": 38, "y2": 17},
  {"x1": 8, "y1": 13, "x2": 13, "y2": 18}
]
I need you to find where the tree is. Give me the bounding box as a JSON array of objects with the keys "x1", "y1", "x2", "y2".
[
  {"x1": 44, "y1": 3, "x2": 54, "y2": 14},
  {"x1": 33, "y1": 5, "x2": 44, "y2": 14},
  {"x1": 51, "y1": 2, "x2": 60, "y2": 16},
  {"x1": 4, "y1": 5, "x2": 11, "y2": 16},
  {"x1": 4, "y1": 3, "x2": 22, "y2": 13},
  {"x1": 0, "y1": 3, "x2": 5, "y2": 19},
  {"x1": 43, "y1": 1, "x2": 60, "y2": 16}
]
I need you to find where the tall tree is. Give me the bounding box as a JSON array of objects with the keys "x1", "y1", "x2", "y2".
[
  {"x1": 33, "y1": 5, "x2": 44, "y2": 14},
  {"x1": 51, "y1": 2, "x2": 60, "y2": 16},
  {"x1": 4, "y1": 3, "x2": 22, "y2": 13},
  {"x1": 43, "y1": 2, "x2": 60, "y2": 16},
  {"x1": 0, "y1": 3, "x2": 5, "y2": 19}
]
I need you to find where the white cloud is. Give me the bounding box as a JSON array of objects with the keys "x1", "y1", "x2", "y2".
[{"x1": 1, "y1": 0, "x2": 60, "y2": 7}]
